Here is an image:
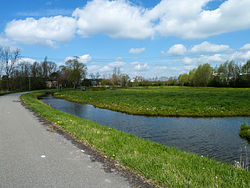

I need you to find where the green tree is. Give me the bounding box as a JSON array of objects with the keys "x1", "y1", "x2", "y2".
[
  {"x1": 217, "y1": 62, "x2": 228, "y2": 86},
  {"x1": 68, "y1": 69, "x2": 81, "y2": 89},
  {"x1": 178, "y1": 73, "x2": 189, "y2": 86},
  {"x1": 242, "y1": 59, "x2": 250, "y2": 74},
  {"x1": 65, "y1": 58, "x2": 87, "y2": 89},
  {"x1": 215, "y1": 61, "x2": 241, "y2": 87},
  {"x1": 192, "y1": 63, "x2": 213, "y2": 86},
  {"x1": 120, "y1": 74, "x2": 130, "y2": 87},
  {"x1": 187, "y1": 68, "x2": 196, "y2": 86},
  {"x1": 240, "y1": 60, "x2": 250, "y2": 87}
]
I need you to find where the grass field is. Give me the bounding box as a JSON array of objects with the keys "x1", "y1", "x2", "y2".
[
  {"x1": 21, "y1": 92, "x2": 250, "y2": 187},
  {"x1": 239, "y1": 124, "x2": 250, "y2": 142},
  {"x1": 54, "y1": 87, "x2": 250, "y2": 117}
]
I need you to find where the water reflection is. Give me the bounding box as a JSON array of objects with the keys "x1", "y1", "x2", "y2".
[{"x1": 41, "y1": 96, "x2": 250, "y2": 166}]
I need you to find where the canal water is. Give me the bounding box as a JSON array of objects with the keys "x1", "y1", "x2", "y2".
[{"x1": 41, "y1": 96, "x2": 250, "y2": 166}]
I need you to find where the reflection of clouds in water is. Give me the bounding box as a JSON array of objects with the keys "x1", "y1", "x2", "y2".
[{"x1": 41, "y1": 96, "x2": 250, "y2": 166}]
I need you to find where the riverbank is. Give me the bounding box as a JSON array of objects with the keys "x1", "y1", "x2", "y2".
[
  {"x1": 21, "y1": 92, "x2": 250, "y2": 187},
  {"x1": 54, "y1": 87, "x2": 250, "y2": 117},
  {"x1": 240, "y1": 124, "x2": 250, "y2": 142}
]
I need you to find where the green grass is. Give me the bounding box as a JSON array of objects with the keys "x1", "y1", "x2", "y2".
[
  {"x1": 54, "y1": 86, "x2": 250, "y2": 117},
  {"x1": 21, "y1": 92, "x2": 250, "y2": 187},
  {"x1": 239, "y1": 124, "x2": 250, "y2": 142}
]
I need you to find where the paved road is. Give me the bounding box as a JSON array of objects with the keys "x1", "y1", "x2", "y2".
[{"x1": 0, "y1": 93, "x2": 131, "y2": 188}]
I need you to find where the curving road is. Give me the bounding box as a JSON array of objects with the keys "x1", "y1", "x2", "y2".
[{"x1": 0, "y1": 93, "x2": 131, "y2": 188}]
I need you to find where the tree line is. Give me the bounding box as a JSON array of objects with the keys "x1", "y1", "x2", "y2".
[
  {"x1": 0, "y1": 47, "x2": 87, "y2": 91},
  {"x1": 100, "y1": 60, "x2": 250, "y2": 88},
  {"x1": 177, "y1": 60, "x2": 250, "y2": 87},
  {"x1": 0, "y1": 46, "x2": 249, "y2": 91}
]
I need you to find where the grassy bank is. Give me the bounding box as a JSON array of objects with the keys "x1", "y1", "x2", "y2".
[
  {"x1": 240, "y1": 124, "x2": 250, "y2": 142},
  {"x1": 21, "y1": 92, "x2": 250, "y2": 187},
  {"x1": 54, "y1": 87, "x2": 250, "y2": 117}
]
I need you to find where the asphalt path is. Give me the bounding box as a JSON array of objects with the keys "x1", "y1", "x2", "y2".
[{"x1": 0, "y1": 93, "x2": 131, "y2": 188}]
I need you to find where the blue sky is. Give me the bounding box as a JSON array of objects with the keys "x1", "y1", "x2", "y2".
[{"x1": 0, "y1": 0, "x2": 250, "y2": 78}]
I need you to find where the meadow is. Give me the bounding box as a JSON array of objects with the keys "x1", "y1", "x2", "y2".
[
  {"x1": 54, "y1": 86, "x2": 250, "y2": 117},
  {"x1": 21, "y1": 92, "x2": 250, "y2": 187}
]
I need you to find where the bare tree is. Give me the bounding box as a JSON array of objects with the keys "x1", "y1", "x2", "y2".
[
  {"x1": 120, "y1": 74, "x2": 130, "y2": 87},
  {"x1": 0, "y1": 48, "x2": 3, "y2": 79},
  {"x1": 0, "y1": 47, "x2": 20, "y2": 90},
  {"x1": 111, "y1": 67, "x2": 120, "y2": 85},
  {"x1": 41, "y1": 56, "x2": 57, "y2": 80},
  {"x1": 64, "y1": 57, "x2": 87, "y2": 88},
  {"x1": 95, "y1": 72, "x2": 100, "y2": 79},
  {"x1": 89, "y1": 73, "x2": 95, "y2": 79}
]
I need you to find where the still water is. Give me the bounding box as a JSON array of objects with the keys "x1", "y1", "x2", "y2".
[{"x1": 41, "y1": 96, "x2": 250, "y2": 166}]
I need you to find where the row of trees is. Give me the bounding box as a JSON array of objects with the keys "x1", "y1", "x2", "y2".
[
  {"x1": 0, "y1": 47, "x2": 87, "y2": 91},
  {"x1": 1, "y1": 46, "x2": 249, "y2": 91},
  {"x1": 85, "y1": 67, "x2": 131, "y2": 87},
  {"x1": 178, "y1": 60, "x2": 250, "y2": 87},
  {"x1": 99, "y1": 60, "x2": 250, "y2": 88}
]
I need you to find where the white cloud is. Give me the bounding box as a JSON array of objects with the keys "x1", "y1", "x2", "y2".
[
  {"x1": 152, "y1": 66, "x2": 167, "y2": 74},
  {"x1": 87, "y1": 65, "x2": 101, "y2": 72},
  {"x1": 129, "y1": 47, "x2": 145, "y2": 54},
  {"x1": 0, "y1": 35, "x2": 15, "y2": 47},
  {"x1": 154, "y1": 66, "x2": 167, "y2": 70},
  {"x1": 89, "y1": 60, "x2": 126, "y2": 74},
  {"x1": 230, "y1": 50, "x2": 250, "y2": 60},
  {"x1": 99, "y1": 65, "x2": 112, "y2": 72},
  {"x1": 73, "y1": 0, "x2": 153, "y2": 39},
  {"x1": 153, "y1": 0, "x2": 250, "y2": 39},
  {"x1": 5, "y1": 16, "x2": 76, "y2": 47},
  {"x1": 183, "y1": 57, "x2": 193, "y2": 65},
  {"x1": 18, "y1": 57, "x2": 38, "y2": 64},
  {"x1": 133, "y1": 62, "x2": 149, "y2": 71},
  {"x1": 166, "y1": 44, "x2": 187, "y2": 56},
  {"x1": 206, "y1": 54, "x2": 225, "y2": 62},
  {"x1": 181, "y1": 49, "x2": 250, "y2": 67},
  {"x1": 130, "y1": 61, "x2": 139, "y2": 65},
  {"x1": 240, "y1": 43, "x2": 250, "y2": 50},
  {"x1": 4, "y1": 0, "x2": 250, "y2": 44},
  {"x1": 108, "y1": 61, "x2": 126, "y2": 67},
  {"x1": 65, "y1": 54, "x2": 92, "y2": 64},
  {"x1": 184, "y1": 65, "x2": 196, "y2": 71},
  {"x1": 191, "y1": 41, "x2": 230, "y2": 53},
  {"x1": 182, "y1": 54, "x2": 225, "y2": 66}
]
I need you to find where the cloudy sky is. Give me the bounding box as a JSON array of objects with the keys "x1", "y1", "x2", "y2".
[{"x1": 1, "y1": 0, "x2": 250, "y2": 78}]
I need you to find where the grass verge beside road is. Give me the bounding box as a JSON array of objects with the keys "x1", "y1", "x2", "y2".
[
  {"x1": 54, "y1": 87, "x2": 250, "y2": 117},
  {"x1": 21, "y1": 92, "x2": 250, "y2": 187},
  {"x1": 240, "y1": 124, "x2": 250, "y2": 142}
]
